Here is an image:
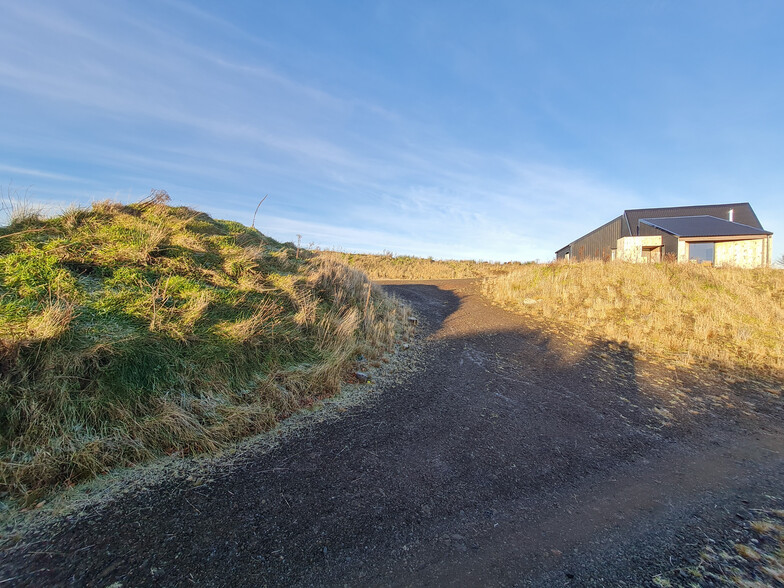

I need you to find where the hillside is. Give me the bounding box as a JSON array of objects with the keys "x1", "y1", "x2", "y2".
[
  {"x1": 483, "y1": 260, "x2": 784, "y2": 378},
  {"x1": 0, "y1": 194, "x2": 409, "y2": 499}
]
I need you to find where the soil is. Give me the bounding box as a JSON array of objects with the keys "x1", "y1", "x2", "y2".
[{"x1": 1, "y1": 278, "x2": 783, "y2": 587}]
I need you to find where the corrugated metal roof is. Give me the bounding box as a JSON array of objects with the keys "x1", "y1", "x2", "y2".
[
  {"x1": 639, "y1": 216, "x2": 772, "y2": 237},
  {"x1": 624, "y1": 203, "x2": 763, "y2": 235}
]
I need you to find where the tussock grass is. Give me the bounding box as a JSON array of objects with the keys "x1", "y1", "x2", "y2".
[
  {"x1": 1, "y1": 187, "x2": 44, "y2": 229},
  {"x1": 326, "y1": 251, "x2": 530, "y2": 280},
  {"x1": 482, "y1": 260, "x2": 784, "y2": 377},
  {"x1": 0, "y1": 194, "x2": 408, "y2": 500}
]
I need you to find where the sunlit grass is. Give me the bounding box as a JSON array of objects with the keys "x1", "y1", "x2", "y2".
[
  {"x1": 482, "y1": 260, "x2": 784, "y2": 377},
  {"x1": 0, "y1": 194, "x2": 409, "y2": 500},
  {"x1": 325, "y1": 250, "x2": 531, "y2": 280}
]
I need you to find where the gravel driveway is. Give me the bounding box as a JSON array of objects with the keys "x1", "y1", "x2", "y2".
[{"x1": 1, "y1": 279, "x2": 782, "y2": 587}]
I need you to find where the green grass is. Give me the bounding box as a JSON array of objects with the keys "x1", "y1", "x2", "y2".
[{"x1": 0, "y1": 194, "x2": 409, "y2": 500}]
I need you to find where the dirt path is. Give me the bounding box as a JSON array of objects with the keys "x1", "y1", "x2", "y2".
[{"x1": 2, "y1": 279, "x2": 783, "y2": 587}]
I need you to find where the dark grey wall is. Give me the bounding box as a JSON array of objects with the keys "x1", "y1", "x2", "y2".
[
  {"x1": 566, "y1": 216, "x2": 623, "y2": 261},
  {"x1": 638, "y1": 223, "x2": 679, "y2": 258}
]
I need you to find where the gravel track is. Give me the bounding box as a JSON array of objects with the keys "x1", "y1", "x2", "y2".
[{"x1": 1, "y1": 278, "x2": 782, "y2": 587}]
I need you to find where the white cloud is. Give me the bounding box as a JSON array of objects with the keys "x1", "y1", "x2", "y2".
[
  {"x1": 0, "y1": 0, "x2": 649, "y2": 262},
  {"x1": 0, "y1": 165, "x2": 88, "y2": 183}
]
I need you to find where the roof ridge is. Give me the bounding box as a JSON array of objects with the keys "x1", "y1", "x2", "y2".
[{"x1": 624, "y1": 202, "x2": 751, "y2": 213}]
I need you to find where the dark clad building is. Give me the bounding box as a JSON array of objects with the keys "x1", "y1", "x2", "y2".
[{"x1": 556, "y1": 203, "x2": 772, "y2": 267}]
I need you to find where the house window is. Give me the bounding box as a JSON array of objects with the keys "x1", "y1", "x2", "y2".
[{"x1": 689, "y1": 242, "x2": 715, "y2": 264}]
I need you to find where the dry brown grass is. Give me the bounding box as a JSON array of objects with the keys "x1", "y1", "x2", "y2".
[
  {"x1": 482, "y1": 260, "x2": 784, "y2": 377},
  {"x1": 0, "y1": 200, "x2": 412, "y2": 501},
  {"x1": 324, "y1": 251, "x2": 530, "y2": 280}
]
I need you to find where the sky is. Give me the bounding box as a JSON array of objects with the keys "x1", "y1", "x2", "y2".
[{"x1": 1, "y1": 1, "x2": 782, "y2": 262}]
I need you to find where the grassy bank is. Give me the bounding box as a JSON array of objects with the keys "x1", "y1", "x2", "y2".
[
  {"x1": 483, "y1": 261, "x2": 784, "y2": 377},
  {"x1": 326, "y1": 251, "x2": 529, "y2": 280},
  {"x1": 0, "y1": 194, "x2": 409, "y2": 499}
]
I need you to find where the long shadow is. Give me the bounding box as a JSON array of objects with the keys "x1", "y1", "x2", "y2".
[
  {"x1": 381, "y1": 282, "x2": 463, "y2": 334},
  {"x1": 2, "y1": 284, "x2": 782, "y2": 588}
]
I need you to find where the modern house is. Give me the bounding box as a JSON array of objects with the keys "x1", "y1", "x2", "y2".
[{"x1": 556, "y1": 203, "x2": 773, "y2": 268}]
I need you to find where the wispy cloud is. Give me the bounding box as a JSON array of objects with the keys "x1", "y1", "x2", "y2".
[
  {"x1": 4, "y1": 1, "x2": 776, "y2": 261},
  {"x1": 0, "y1": 164, "x2": 88, "y2": 183}
]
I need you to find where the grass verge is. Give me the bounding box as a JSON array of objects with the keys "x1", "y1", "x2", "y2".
[
  {"x1": 0, "y1": 194, "x2": 410, "y2": 501},
  {"x1": 325, "y1": 251, "x2": 530, "y2": 280},
  {"x1": 482, "y1": 260, "x2": 784, "y2": 378}
]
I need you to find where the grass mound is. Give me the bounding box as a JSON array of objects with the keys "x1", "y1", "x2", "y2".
[
  {"x1": 0, "y1": 195, "x2": 409, "y2": 499},
  {"x1": 327, "y1": 251, "x2": 530, "y2": 280},
  {"x1": 483, "y1": 260, "x2": 784, "y2": 377}
]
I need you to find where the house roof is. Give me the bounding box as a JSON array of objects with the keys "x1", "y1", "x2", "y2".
[
  {"x1": 624, "y1": 202, "x2": 763, "y2": 234},
  {"x1": 639, "y1": 215, "x2": 772, "y2": 238}
]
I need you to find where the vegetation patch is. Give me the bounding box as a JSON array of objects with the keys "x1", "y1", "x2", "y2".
[
  {"x1": 653, "y1": 508, "x2": 784, "y2": 587},
  {"x1": 326, "y1": 251, "x2": 530, "y2": 280},
  {"x1": 482, "y1": 260, "x2": 784, "y2": 378},
  {"x1": 0, "y1": 193, "x2": 409, "y2": 500}
]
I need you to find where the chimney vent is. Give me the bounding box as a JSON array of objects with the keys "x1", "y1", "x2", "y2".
[{"x1": 728, "y1": 208, "x2": 734, "y2": 222}]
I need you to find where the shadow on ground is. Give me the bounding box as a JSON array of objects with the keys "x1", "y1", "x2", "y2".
[{"x1": 1, "y1": 280, "x2": 782, "y2": 587}]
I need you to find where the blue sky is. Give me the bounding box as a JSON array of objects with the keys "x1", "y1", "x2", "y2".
[{"x1": 1, "y1": 1, "x2": 782, "y2": 261}]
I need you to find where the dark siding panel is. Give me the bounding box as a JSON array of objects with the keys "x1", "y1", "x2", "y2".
[
  {"x1": 570, "y1": 216, "x2": 623, "y2": 261},
  {"x1": 621, "y1": 213, "x2": 633, "y2": 237},
  {"x1": 638, "y1": 223, "x2": 660, "y2": 237},
  {"x1": 638, "y1": 223, "x2": 678, "y2": 258},
  {"x1": 662, "y1": 233, "x2": 679, "y2": 259},
  {"x1": 555, "y1": 245, "x2": 571, "y2": 259}
]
